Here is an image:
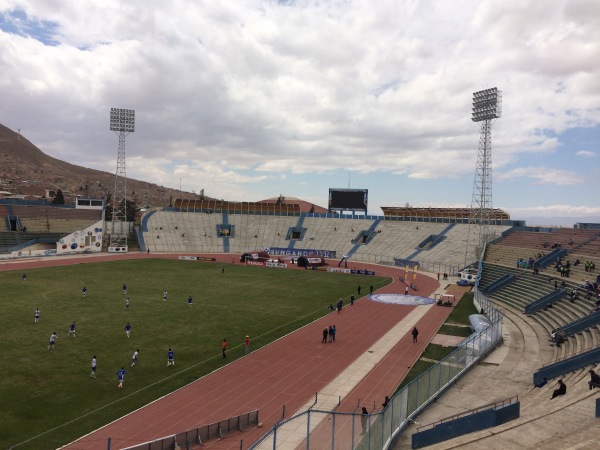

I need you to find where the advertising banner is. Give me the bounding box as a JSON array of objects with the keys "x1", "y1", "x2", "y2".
[{"x1": 267, "y1": 247, "x2": 337, "y2": 258}]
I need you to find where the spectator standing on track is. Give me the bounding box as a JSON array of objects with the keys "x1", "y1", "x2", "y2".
[
  {"x1": 117, "y1": 367, "x2": 126, "y2": 388},
  {"x1": 244, "y1": 335, "x2": 250, "y2": 355},
  {"x1": 167, "y1": 348, "x2": 175, "y2": 366},
  {"x1": 222, "y1": 338, "x2": 228, "y2": 358},
  {"x1": 357, "y1": 285, "x2": 361, "y2": 295},
  {"x1": 48, "y1": 331, "x2": 58, "y2": 350},
  {"x1": 34, "y1": 308, "x2": 40, "y2": 323},
  {"x1": 90, "y1": 356, "x2": 97, "y2": 378},
  {"x1": 361, "y1": 407, "x2": 369, "y2": 435},
  {"x1": 337, "y1": 299, "x2": 343, "y2": 314},
  {"x1": 551, "y1": 379, "x2": 566, "y2": 399},
  {"x1": 328, "y1": 325, "x2": 333, "y2": 342},
  {"x1": 131, "y1": 349, "x2": 139, "y2": 367},
  {"x1": 322, "y1": 327, "x2": 328, "y2": 343},
  {"x1": 331, "y1": 325, "x2": 337, "y2": 342},
  {"x1": 122, "y1": 283, "x2": 127, "y2": 295},
  {"x1": 382, "y1": 396, "x2": 390, "y2": 409},
  {"x1": 405, "y1": 286, "x2": 409, "y2": 295},
  {"x1": 82, "y1": 286, "x2": 87, "y2": 298},
  {"x1": 412, "y1": 327, "x2": 419, "y2": 343},
  {"x1": 125, "y1": 322, "x2": 131, "y2": 338}
]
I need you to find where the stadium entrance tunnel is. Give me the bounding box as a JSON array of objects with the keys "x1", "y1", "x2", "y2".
[{"x1": 297, "y1": 255, "x2": 326, "y2": 267}]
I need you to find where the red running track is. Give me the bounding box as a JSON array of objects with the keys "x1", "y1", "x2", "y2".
[{"x1": 3, "y1": 253, "x2": 450, "y2": 450}]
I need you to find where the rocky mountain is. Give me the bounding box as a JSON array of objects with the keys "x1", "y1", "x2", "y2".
[{"x1": 0, "y1": 123, "x2": 199, "y2": 208}]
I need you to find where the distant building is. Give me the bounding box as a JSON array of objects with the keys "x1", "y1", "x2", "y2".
[{"x1": 76, "y1": 197, "x2": 105, "y2": 210}]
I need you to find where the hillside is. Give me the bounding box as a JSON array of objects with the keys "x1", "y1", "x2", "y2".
[{"x1": 0, "y1": 123, "x2": 198, "y2": 208}]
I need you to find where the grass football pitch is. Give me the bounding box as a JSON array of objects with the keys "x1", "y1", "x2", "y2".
[{"x1": 0, "y1": 258, "x2": 391, "y2": 449}]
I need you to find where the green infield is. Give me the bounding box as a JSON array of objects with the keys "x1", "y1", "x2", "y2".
[{"x1": 0, "y1": 258, "x2": 391, "y2": 449}]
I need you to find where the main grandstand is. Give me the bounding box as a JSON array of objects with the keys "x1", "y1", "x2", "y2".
[{"x1": 2, "y1": 197, "x2": 600, "y2": 449}]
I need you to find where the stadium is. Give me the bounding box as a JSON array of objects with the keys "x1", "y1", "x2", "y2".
[{"x1": 1, "y1": 177, "x2": 600, "y2": 449}]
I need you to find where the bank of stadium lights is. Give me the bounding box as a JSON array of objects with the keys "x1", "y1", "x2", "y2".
[
  {"x1": 471, "y1": 88, "x2": 502, "y2": 122},
  {"x1": 109, "y1": 108, "x2": 135, "y2": 251},
  {"x1": 465, "y1": 88, "x2": 502, "y2": 266},
  {"x1": 110, "y1": 108, "x2": 135, "y2": 132}
]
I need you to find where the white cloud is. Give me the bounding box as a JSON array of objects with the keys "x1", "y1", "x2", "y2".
[
  {"x1": 496, "y1": 167, "x2": 583, "y2": 186},
  {"x1": 0, "y1": 0, "x2": 599, "y2": 217},
  {"x1": 576, "y1": 150, "x2": 596, "y2": 158}
]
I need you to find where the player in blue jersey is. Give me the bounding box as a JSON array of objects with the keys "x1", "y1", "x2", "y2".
[
  {"x1": 117, "y1": 367, "x2": 126, "y2": 388},
  {"x1": 68, "y1": 321, "x2": 76, "y2": 337},
  {"x1": 167, "y1": 348, "x2": 174, "y2": 366},
  {"x1": 125, "y1": 322, "x2": 131, "y2": 338},
  {"x1": 122, "y1": 283, "x2": 127, "y2": 295},
  {"x1": 188, "y1": 296, "x2": 193, "y2": 308},
  {"x1": 82, "y1": 287, "x2": 87, "y2": 298},
  {"x1": 131, "y1": 349, "x2": 139, "y2": 367}
]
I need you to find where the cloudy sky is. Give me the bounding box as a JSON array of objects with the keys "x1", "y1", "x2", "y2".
[{"x1": 1, "y1": 0, "x2": 599, "y2": 225}]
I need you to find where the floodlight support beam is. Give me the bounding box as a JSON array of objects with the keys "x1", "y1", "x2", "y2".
[
  {"x1": 464, "y1": 88, "x2": 501, "y2": 266},
  {"x1": 109, "y1": 108, "x2": 135, "y2": 248}
]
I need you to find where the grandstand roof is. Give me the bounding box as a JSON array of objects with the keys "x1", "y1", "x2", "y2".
[
  {"x1": 258, "y1": 197, "x2": 328, "y2": 214},
  {"x1": 381, "y1": 206, "x2": 510, "y2": 220}
]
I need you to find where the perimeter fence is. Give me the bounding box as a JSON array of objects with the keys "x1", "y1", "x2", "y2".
[{"x1": 250, "y1": 280, "x2": 501, "y2": 450}]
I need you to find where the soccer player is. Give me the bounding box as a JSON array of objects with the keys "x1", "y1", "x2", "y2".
[
  {"x1": 82, "y1": 286, "x2": 87, "y2": 298},
  {"x1": 163, "y1": 290, "x2": 167, "y2": 301},
  {"x1": 131, "y1": 349, "x2": 139, "y2": 367},
  {"x1": 167, "y1": 348, "x2": 174, "y2": 366},
  {"x1": 117, "y1": 367, "x2": 126, "y2": 388},
  {"x1": 34, "y1": 308, "x2": 40, "y2": 323},
  {"x1": 68, "y1": 321, "x2": 76, "y2": 338},
  {"x1": 125, "y1": 297, "x2": 130, "y2": 311},
  {"x1": 222, "y1": 338, "x2": 227, "y2": 358},
  {"x1": 125, "y1": 322, "x2": 131, "y2": 338},
  {"x1": 22, "y1": 273, "x2": 27, "y2": 283},
  {"x1": 122, "y1": 283, "x2": 127, "y2": 295},
  {"x1": 48, "y1": 331, "x2": 58, "y2": 350},
  {"x1": 188, "y1": 295, "x2": 193, "y2": 308},
  {"x1": 90, "y1": 356, "x2": 97, "y2": 378}
]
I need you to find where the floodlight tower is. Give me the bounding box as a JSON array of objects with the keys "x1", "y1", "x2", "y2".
[
  {"x1": 109, "y1": 108, "x2": 135, "y2": 250},
  {"x1": 465, "y1": 88, "x2": 502, "y2": 265}
]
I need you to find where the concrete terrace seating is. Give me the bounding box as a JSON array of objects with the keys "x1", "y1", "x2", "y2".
[
  {"x1": 416, "y1": 223, "x2": 512, "y2": 273},
  {"x1": 8, "y1": 205, "x2": 101, "y2": 234},
  {"x1": 572, "y1": 234, "x2": 600, "y2": 258},
  {"x1": 480, "y1": 262, "x2": 600, "y2": 362},
  {"x1": 227, "y1": 214, "x2": 299, "y2": 254},
  {"x1": 144, "y1": 211, "x2": 224, "y2": 253},
  {"x1": 497, "y1": 228, "x2": 599, "y2": 251},
  {"x1": 351, "y1": 221, "x2": 446, "y2": 264}
]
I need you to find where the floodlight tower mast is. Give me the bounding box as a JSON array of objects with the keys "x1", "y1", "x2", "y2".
[
  {"x1": 109, "y1": 108, "x2": 135, "y2": 250},
  {"x1": 465, "y1": 88, "x2": 502, "y2": 265}
]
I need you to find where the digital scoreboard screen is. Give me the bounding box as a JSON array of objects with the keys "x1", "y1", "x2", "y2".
[{"x1": 328, "y1": 188, "x2": 368, "y2": 213}]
